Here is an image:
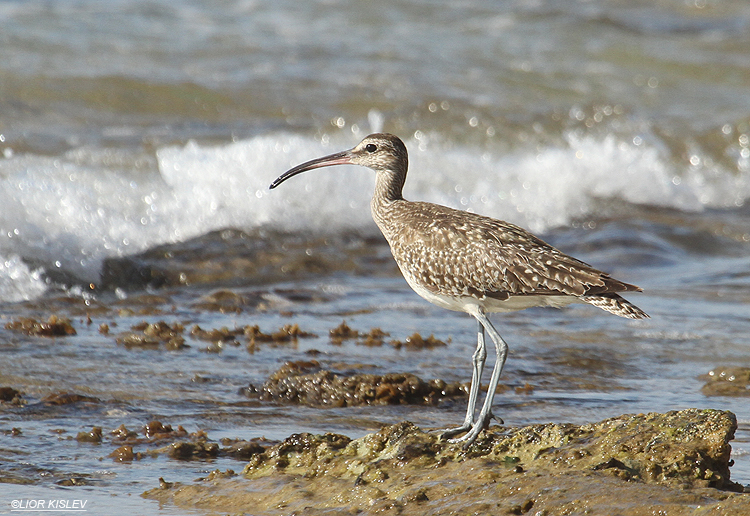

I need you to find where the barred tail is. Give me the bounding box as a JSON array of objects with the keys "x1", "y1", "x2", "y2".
[{"x1": 581, "y1": 293, "x2": 649, "y2": 320}]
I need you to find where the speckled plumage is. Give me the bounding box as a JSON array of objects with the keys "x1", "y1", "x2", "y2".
[
  {"x1": 375, "y1": 198, "x2": 646, "y2": 318},
  {"x1": 271, "y1": 133, "x2": 648, "y2": 446}
]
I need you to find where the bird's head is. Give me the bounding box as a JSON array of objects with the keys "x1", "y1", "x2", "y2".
[{"x1": 270, "y1": 133, "x2": 408, "y2": 190}]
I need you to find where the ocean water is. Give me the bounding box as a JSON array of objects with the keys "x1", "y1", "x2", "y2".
[{"x1": 0, "y1": 0, "x2": 749, "y2": 513}]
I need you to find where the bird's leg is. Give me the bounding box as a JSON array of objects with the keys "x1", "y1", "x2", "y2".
[
  {"x1": 449, "y1": 308, "x2": 509, "y2": 446},
  {"x1": 440, "y1": 319, "x2": 486, "y2": 438}
]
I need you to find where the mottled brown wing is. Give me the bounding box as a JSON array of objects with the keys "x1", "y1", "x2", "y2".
[{"x1": 386, "y1": 201, "x2": 641, "y2": 300}]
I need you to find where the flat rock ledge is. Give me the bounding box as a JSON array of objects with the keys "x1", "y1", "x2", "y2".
[{"x1": 144, "y1": 408, "x2": 749, "y2": 516}]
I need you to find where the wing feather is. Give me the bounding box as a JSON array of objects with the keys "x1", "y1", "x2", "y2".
[{"x1": 382, "y1": 201, "x2": 641, "y2": 300}]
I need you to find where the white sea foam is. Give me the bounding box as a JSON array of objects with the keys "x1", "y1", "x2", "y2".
[
  {"x1": 0, "y1": 130, "x2": 747, "y2": 301},
  {"x1": 0, "y1": 254, "x2": 47, "y2": 303}
]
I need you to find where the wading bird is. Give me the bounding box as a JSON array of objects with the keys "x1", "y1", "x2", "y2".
[{"x1": 270, "y1": 133, "x2": 648, "y2": 445}]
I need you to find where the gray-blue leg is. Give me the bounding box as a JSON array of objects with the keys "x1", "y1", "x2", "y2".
[
  {"x1": 449, "y1": 307, "x2": 509, "y2": 446},
  {"x1": 440, "y1": 319, "x2": 486, "y2": 438}
]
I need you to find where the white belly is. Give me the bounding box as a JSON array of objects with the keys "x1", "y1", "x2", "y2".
[{"x1": 403, "y1": 273, "x2": 580, "y2": 314}]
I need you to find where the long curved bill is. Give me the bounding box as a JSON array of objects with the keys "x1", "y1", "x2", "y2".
[{"x1": 269, "y1": 150, "x2": 353, "y2": 189}]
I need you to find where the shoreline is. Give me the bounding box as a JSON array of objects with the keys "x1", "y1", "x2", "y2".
[{"x1": 145, "y1": 409, "x2": 748, "y2": 515}]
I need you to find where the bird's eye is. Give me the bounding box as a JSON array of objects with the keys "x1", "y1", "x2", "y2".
[{"x1": 365, "y1": 143, "x2": 377, "y2": 153}]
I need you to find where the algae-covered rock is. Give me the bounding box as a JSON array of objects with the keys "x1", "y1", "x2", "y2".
[
  {"x1": 5, "y1": 315, "x2": 76, "y2": 337},
  {"x1": 702, "y1": 366, "x2": 750, "y2": 397},
  {"x1": 0, "y1": 386, "x2": 23, "y2": 403},
  {"x1": 42, "y1": 392, "x2": 100, "y2": 405},
  {"x1": 144, "y1": 409, "x2": 747, "y2": 516},
  {"x1": 116, "y1": 320, "x2": 187, "y2": 350},
  {"x1": 75, "y1": 426, "x2": 103, "y2": 443},
  {"x1": 245, "y1": 359, "x2": 464, "y2": 407}
]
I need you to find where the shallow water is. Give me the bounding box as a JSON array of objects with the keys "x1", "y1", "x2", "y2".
[
  {"x1": 1, "y1": 0, "x2": 750, "y2": 513},
  {"x1": 1, "y1": 229, "x2": 749, "y2": 512}
]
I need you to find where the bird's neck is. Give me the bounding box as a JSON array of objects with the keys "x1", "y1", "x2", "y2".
[
  {"x1": 374, "y1": 168, "x2": 405, "y2": 202},
  {"x1": 370, "y1": 168, "x2": 406, "y2": 236}
]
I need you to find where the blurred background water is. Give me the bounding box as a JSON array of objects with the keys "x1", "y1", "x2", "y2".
[{"x1": 0, "y1": 0, "x2": 749, "y2": 513}]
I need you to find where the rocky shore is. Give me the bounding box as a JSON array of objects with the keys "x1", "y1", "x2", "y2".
[{"x1": 145, "y1": 408, "x2": 748, "y2": 515}]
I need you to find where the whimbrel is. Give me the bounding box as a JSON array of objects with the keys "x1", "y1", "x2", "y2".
[{"x1": 270, "y1": 133, "x2": 648, "y2": 445}]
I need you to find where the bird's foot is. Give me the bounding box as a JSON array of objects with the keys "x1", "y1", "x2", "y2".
[
  {"x1": 446, "y1": 421, "x2": 484, "y2": 447},
  {"x1": 441, "y1": 411, "x2": 501, "y2": 447},
  {"x1": 489, "y1": 411, "x2": 504, "y2": 425},
  {"x1": 437, "y1": 422, "x2": 472, "y2": 440}
]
